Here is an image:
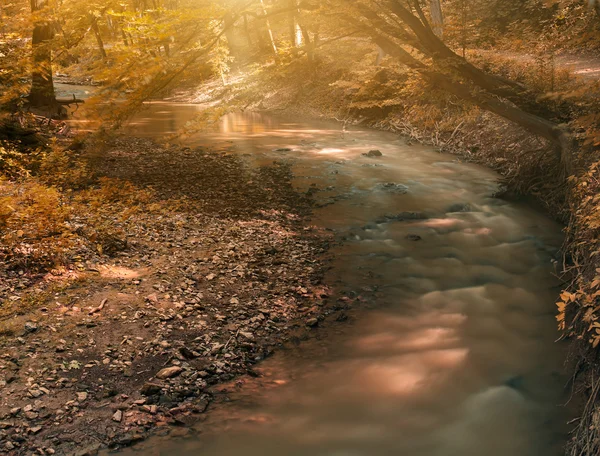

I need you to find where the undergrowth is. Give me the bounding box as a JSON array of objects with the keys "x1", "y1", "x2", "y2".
[{"x1": 0, "y1": 119, "x2": 168, "y2": 274}]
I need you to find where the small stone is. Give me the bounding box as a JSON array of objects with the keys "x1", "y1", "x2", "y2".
[
  {"x1": 24, "y1": 411, "x2": 38, "y2": 420},
  {"x1": 5, "y1": 442, "x2": 14, "y2": 450},
  {"x1": 77, "y1": 392, "x2": 88, "y2": 402},
  {"x1": 112, "y1": 410, "x2": 123, "y2": 422},
  {"x1": 406, "y1": 234, "x2": 422, "y2": 241},
  {"x1": 24, "y1": 322, "x2": 38, "y2": 333},
  {"x1": 306, "y1": 318, "x2": 319, "y2": 328},
  {"x1": 363, "y1": 149, "x2": 383, "y2": 157},
  {"x1": 28, "y1": 388, "x2": 42, "y2": 398},
  {"x1": 155, "y1": 366, "x2": 183, "y2": 379},
  {"x1": 178, "y1": 346, "x2": 196, "y2": 359},
  {"x1": 140, "y1": 382, "x2": 162, "y2": 396},
  {"x1": 30, "y1": 425, "x2": 42, "y2": 434}
]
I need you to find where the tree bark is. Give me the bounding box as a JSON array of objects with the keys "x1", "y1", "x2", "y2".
[
  {"x1": 29, "y1": 0, "x2": 57, "y2": 108},
  {"x1": 429, "y1": 0, "x2": 443, "y2": 39}
]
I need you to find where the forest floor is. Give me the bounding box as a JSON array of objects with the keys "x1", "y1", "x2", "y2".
[{"x1": 0, "y1": 136, "x2": 352, "y2": 455}]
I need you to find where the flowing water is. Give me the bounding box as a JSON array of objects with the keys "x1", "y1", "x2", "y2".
[{"x1": 108, "y1": 105, "x2": 568, "y2": 455}]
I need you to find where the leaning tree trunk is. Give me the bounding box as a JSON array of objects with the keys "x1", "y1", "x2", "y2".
[
  {"x1": 385, "y1": 0, "x2": 564, "y2": 120},
  {"x1": 289, "y1": 0, "x2": 297, "y2": 47},
  {"x1": 372, "y1": 32, "x2": 574, "y2": 177},
  {"x1": 29, "y1": 0, "x2": 57, "y2": 108}
]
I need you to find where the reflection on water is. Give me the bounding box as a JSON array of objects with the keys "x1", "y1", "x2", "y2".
[{"x1": 117, "y1": 107, "x2": 568, "y2": 456}]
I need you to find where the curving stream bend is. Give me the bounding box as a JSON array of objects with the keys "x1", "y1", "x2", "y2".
[{"x1": 113, "y1": 107, "x2": 568, "y2": 456}]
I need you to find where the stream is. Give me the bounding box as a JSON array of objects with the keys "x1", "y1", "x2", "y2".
[{"x1": 97, "y1": 105, "x2": 569, "y2": 455}]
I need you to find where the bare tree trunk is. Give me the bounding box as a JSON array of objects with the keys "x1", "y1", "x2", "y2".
[
  {"x1": 299, "y1": 24, "x2": 313, "y2": 63},
  {"x1": 260, "y1": 0, "x2": 278, "y2": 57},
  {"x1": 429, "y1": 0, "x2": 443, "y2": 39},
  {"x1": 223, "y1": 11, "x2": 238, "y2": 57},
  {"x1": 89, "y1": 13, "x2": 108, "y2": 60},
  {"x1": 289, "y1": 0, "x2": 297, "y2": 47},
  {"x1": 243, "y1": 14, "x2": 253, "y2": 46},
  {"x1": 29, "y1": 0, "x2": 57, "y2": 108}
]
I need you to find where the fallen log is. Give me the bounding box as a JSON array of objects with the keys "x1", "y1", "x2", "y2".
[{"x1": 56, "y1": 94, "x2": 85, "y2": 105}]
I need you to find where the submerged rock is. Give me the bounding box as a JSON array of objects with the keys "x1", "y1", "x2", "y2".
[
  {"x1": 376, "y1": 183, "x2": 409, "y2": 194},
  {"x1": 447, "y1": 203, "x2": 473, "y2": 213},
  {"x1": 504, "y1": 375, "x2": 526, "y2": 392},
  {"x1": 375, "y1": 212, "x2": 427, "y2": 223}
]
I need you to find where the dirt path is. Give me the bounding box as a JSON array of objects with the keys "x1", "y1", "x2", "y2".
[{"x1": 0, "y1": 137, "x2": 348, "y2": 456}]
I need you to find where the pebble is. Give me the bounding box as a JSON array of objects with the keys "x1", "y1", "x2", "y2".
[
  {"x1": 112, "y1": 410, "x2": 123, "y2": 422},
  {"x1": 24, "y1": 322, "x2": 38, "y2": 333},
  {"x1": 140, "y1": 382, "x2": 162, "y2": 396},
  {"x1": 306, "y1": 318, "x2": 319, "y2": 327},
  {"x1": 155, "y1": 366, "x2": 183, "y2": 379}
]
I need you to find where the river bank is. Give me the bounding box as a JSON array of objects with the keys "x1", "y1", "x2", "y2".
[{"x1": 0, "y1": 133, "x2": 343, "y2": 455}]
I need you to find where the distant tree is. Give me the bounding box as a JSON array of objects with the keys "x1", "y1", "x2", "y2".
[{"x1": 29, "y1": 0, "x2": 57, "y2": 108}]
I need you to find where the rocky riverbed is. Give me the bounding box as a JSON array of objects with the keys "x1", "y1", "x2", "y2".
[{"x1": 0, "y1": 137, "x2": 345, "y2": 455}]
